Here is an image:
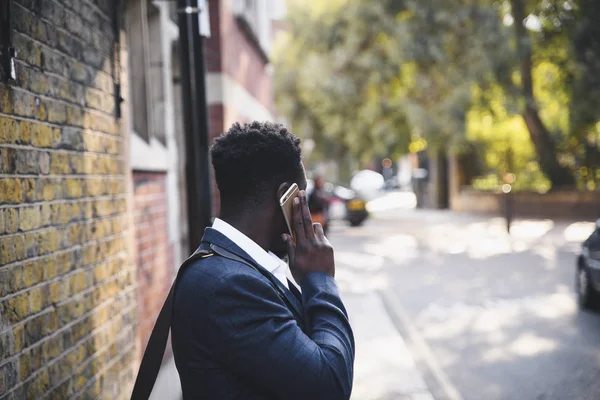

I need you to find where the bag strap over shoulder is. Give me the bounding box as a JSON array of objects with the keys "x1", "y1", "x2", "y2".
[
  {"x1": 130, "y1": 244, "x2": 305, "y2": 400},
  {"x1": 130, "y1": 249, "x2": 213, "y2": 400}
]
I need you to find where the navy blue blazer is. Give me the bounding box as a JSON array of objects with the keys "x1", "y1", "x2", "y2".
[{"x1": 171, "y1": 228, "x2": 355, "y2": 400}]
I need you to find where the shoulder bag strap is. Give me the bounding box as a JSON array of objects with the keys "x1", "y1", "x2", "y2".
[{"x1": 130, "y1": 249, "x2": 213, "y2": 400}]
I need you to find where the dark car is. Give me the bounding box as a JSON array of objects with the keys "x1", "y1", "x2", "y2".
[
  {"x1": 307, "y1": 180, "x2": 369, "y2": 228},
  {"x1": 576, "y1": 219, "x2": 600, "y2": 309}
]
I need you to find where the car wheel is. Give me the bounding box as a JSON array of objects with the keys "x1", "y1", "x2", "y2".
[
  {"x1": 577, "y1": 259, "x2": 599, "y2": 309},
  {"x1": 348, "y1": 218, "x2": 364, "y2": 227}
]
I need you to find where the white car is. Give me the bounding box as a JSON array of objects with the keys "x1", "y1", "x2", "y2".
[{"x1": 350, "y1": 170, "x2": 385, "y2": 200}]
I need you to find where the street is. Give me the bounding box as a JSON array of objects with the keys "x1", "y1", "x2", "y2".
[{"x1": 331, "y1": 194, "x2": 600, "y2": 400}]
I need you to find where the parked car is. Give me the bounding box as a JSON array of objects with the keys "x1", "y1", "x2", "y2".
[
  {"x1": 576, "y1": 219, "x2": 600, "y2": 309},
  {"x1": 307, "y1": 180, "x2": 369, "y2": 227},
  {"x1": 350, "y1": 170, "x2": 385, "y2": 200}
]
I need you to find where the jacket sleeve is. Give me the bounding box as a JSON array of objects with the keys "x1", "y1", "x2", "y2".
[{"x1": 206, "y1": 270, "x2": 355, "y2": 400}]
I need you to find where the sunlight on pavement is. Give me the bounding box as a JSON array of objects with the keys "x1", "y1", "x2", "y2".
[
  {"x1": 564, "y1": 221, "x2": 597, "y2": 242},
  {"x1": 346, "y1": 294, "x2": 433, "y2": 400},
  {"x1": 363, "y1": 234, "x2": 419, "y2": 264},
  {"x1": 417, "y1": 292, "x2": 575, "y2": 365},
  {"x1": 509, "y1": 219, "x2": 554, "y2": 239},
  {"x1": 366, "y1": 191, "x2": 417, "y2": 212},
  {"x1": 335, "y1": 252, "x2": 386, "y2": 270}
]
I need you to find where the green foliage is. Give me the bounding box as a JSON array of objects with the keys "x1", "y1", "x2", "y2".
[{"x1": 274, "y1": 0, "x2": 600, "y2": 189}]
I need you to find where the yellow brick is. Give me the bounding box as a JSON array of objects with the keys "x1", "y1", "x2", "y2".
[
  {"x1": 71, "y1": 203, "x2": 81, "y2": 220},
  {"x1": 13, "y1": 236, "x2": 25, "y2": 261},
  {"x1": 19, "y1": 121, "x2": 32, "y2": 143},
  {"x1": 46, "y1": 309, "x2": 58, "y2": 332},
  {"x1": 1, "y1": 237, "x2": 14, "y2": 265},
  {"x1": 5, "y1": 208, "x2": 18, "y2": 233},
  {"x1": 41, "y1": 181, "x2": 56, "y2": 201},
  {"x1": 36, "y1": 102, "x2": 47, "y2": 121},
  {"x1": 41, "y1": 203, "x2": 52, "y2": 226},
  {"x1": 32, "y1": 124, "x2": 53, "y2": 147},
  {"x1": 43, "y1": 257, "x2": 56, "y2": 280},
  {"x1": 70, "y1": 154, "x2": 84, "y2": 174},
  {"x1": 84, "y1": 155, "x2": 95, "y2": 174},
  {"x1": 29, "y1": 287, "x2": 43, "y2": 313},
  {"x1": 93, "y1": 264, "x2": 107, "y2": 283},
  {"x1": 69, "y1": 224, "x2": 84, "y2": 245},
  {"x1": 86, "y1": 179, "x2": 103, "y2": 196},
  {"x1": 8, "y1": 293, "x2": 29, "y2": 321},
  {"x1": 0, "y1": 87, "x2": 13, "y2": 114},
  {"x1": 51, "y1": 203, "x2": 70, "y2": 224},
  {"x1": 0, "y1": 209, "x2": 4, "y2": 235},
  {"x1": 19, "y1": 206, "x2": 42, "y2": 231},
  {"x1": 23, "y1": 178, "x2": 36, "y2": 202},
  {"x1": 52, "y1": 128, "x2": 61, "y2": 145},
  {"x1": 65, "y1": 179, "x2": 82, "y2": 198},
  {"x1": 19, "y1": 352, "x2": 30, "y2": 381},
  {"x1": 50, "y1": 153, "x2": 69, "y2": 174},
  {"x1": 0, "y1": 117, "x2": 19, "y2": 143},
  {"x1": 49, "y1": 281, "x2": 61, "y2": 303},
  {"x1": 75, "y1": 374, "x2": 87, "y2": 391},
  {"x1": 0, "y1": 179, "x2": 23, "y2": 203},
  {"x1": 24, "y1": 232, "x2": 36, "y2": 258},
  {"x1": 35, "y1": 369, "x2": 49, "y2": 394},
  {"x1": 23, "y1": 261, "x2": 43, "y2": 287},
  {"x1": 43, "y1": 336, "x2": 62, "y2": 361},
  {"x1": 56, "y1": 252, "x2": 72, "y2": 275},
  {"x1": 38, "y1": 231, "x2": 58, "y2": 255},
  {"x1": 76, "y1": 344, "x2": 86, "y2": 364},
  {"x1": 70, "y1": 271, "x2": 86, "y2": 294},
  {"x1": 13, "y1": 325, "x2": 24, "y2": 352}
]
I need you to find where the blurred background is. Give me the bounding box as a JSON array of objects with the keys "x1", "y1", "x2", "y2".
[{"x1": 0, "y1": 0, "x2": 599, "y2": 399}]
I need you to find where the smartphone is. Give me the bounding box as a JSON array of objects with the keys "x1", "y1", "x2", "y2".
[{"x1": 280, "y1": 183, "x2": 299, "y2": 236}]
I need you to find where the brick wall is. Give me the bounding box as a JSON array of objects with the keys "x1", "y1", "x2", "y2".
[
  {"x1": 220, "y1": 0, "x2": 272, "y2": 112},
  {"x1": 0, "y1": 1, "x2": 136, "y2": 399},
  {"x1": 205, "y1": 0, "x2": 222, "y2": 73},
  {"x1": 132, "y1": 172, "x2": 172, "y2": 358},
  {"x1": 452, "y1": 189, "x2": 600, "y2": 220}
]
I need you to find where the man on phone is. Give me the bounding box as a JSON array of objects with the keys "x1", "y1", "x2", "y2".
[{"x1": 171, "y1": 122, "x2": 355, "y2": 400}]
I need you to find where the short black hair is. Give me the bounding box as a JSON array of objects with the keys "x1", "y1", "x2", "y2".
[{"x1": 211, "y1": 121, "x2": 303, "y2": 205}]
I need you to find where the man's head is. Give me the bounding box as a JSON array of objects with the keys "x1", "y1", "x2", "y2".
[
  {"x1": 314, "y1": 176, "x2": 325, "y2": 189},
  {"x1": 211, "y1": 122, "x2": 307, "y2": 252}
]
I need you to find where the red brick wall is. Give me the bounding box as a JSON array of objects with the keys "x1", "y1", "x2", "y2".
[
  {"x1": 206, "y1": 0, "x2": 222, "y2": 73},
  {"x1": 132, "y1": 172, "x2": 173, "y2": 355},
  {"x1": 205, "y1": 0, "x2": 275, "y2": 217},
  {"x1": 220, "y1": 0, "x2": 273, "y2": 112}
]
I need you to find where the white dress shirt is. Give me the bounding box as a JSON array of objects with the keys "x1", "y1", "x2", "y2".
[{"x1": 212, "y1": 218, "x2": 292, "y2": 290}]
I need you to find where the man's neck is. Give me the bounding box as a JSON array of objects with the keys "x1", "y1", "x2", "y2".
[{"x1": 218, "y1": 210, "x2": 272, "y2": 251}]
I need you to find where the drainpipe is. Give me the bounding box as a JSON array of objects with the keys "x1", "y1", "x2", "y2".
[
  {"x1": 0, "y1": 0, "x2": 16, "y2": 82},
  {"x1": 177, "y1": 0, "x2": 213, "y2": 252}
]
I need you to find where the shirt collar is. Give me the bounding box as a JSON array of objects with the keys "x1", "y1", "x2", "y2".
[{"x1": 212, "y1": 218, "x2": 281, "y2": 274}]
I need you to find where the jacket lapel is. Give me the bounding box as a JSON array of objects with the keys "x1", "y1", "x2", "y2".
[{"x1": 199, "y1": 228, "x2": 305, "y2": 324}]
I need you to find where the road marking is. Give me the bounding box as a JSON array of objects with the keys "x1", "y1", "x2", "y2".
[{"x1": 380, "y1": 288, "x2": 464, "y2": 400}]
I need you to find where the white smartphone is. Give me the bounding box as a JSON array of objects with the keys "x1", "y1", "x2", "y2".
[{"x1": 279, "y1": 183, "x2": 299, "y2": 236}]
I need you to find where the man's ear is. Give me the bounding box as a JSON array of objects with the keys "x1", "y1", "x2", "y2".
[{"x1": 277, "y1": 182, "x2": 291, "y2": 202}]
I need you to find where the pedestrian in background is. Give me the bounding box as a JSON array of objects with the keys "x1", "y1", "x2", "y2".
[{"x1": 309, "y1": 176, "x2": 330, "y2": 235}]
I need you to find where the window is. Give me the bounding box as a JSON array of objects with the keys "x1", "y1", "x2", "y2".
[
  {"x1": 125, "y1": 0, "x2": 165, "y2": 145},
  {"x1": 232, "y1": 0, "x2": 272, "y2": 58}
]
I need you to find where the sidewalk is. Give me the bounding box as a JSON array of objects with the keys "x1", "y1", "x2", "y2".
[
  {"x1": 333, "y1": 243, "x2": 435, "y2": 400},
  {"x1": 343, "y1": 292, "x2": 434, "y2": 400}
]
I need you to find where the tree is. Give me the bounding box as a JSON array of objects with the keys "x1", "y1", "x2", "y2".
[{"x1": 510, "y1": 0, "x2": 575, "y2": 186}]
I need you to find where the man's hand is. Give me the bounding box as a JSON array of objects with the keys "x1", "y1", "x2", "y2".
[{"x1": 283, "y1": 190, "x2": 335, "y2": 283}]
